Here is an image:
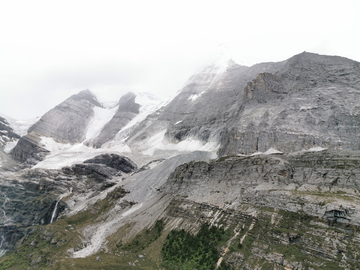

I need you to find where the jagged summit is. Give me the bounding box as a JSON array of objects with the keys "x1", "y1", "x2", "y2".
[
  {"x1": 68, "y1": 89, "x2": 102, "y2": 108},
  {"x1": 183, "y1": 44, "x2": 240, "y2": 88}
]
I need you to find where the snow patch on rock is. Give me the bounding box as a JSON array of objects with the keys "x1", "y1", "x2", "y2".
[
  {"x1": 4, "y1": 140, "x2": 19, "y2": 153},
  {"x1": 33, "y1": 137, "x2": 132, "y2": 169},
  {"x1": 85, "y1": 106, "x2": 118, "y2": 140},
  {"x1": 141, "y1": 129, "x2": 219, "y2": 156},
  {"x1": 305, "y1": 147, "x2": 327, "y2": 152},
  {"x1": 251, "y1": 148, "x2": 283, "y2": 156},
  {"x1": 188, "y1": 92, "x2": 204, "y2": 101}
]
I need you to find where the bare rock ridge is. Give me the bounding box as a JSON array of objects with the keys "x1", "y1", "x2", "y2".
[
  {"x1": 90, "y1": 92, "x2": 140, "y2": 148},
  {"x1": 11, "y1": 90, "x2": 101, "y2": 164}
]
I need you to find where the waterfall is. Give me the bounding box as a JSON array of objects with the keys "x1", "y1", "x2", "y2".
[
  {"x1": 50, "y1": 199, "x2": 60, "y2": 224},
  {"x1": 0, "y1": 191, "x2": 10, "y2": 225},
  {"x1": 50, "y1": 188, "x2": 72, "y2": 224},
  {"x1": 0, "y1": 234, "x2": 6, "y2": 257}
]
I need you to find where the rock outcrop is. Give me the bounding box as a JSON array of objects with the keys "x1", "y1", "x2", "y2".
[
  {"x1": 83, "y1": 153, "x2": 138, "y2": 173},
  {"x1": 163, "y1": 149, "x2": 360, "y2": 223},
  {"x1": 62, "y1": 153, "x2": 138, "y2": 181}
]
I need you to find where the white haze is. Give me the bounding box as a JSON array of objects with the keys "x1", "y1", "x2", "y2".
[{"x1": 0, "y1": 0, "x2": 359, "y2": 120}]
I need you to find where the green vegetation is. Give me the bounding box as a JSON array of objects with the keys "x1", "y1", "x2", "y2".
[
  {"x1": 119, "y1": 219, "x2": 165, "y2": 252},
  {"x1": 161, "y1": 223, "x2": 229, "y2": 270},
  {"x1": 1, "y1": 195, "x2": 360, "y2": 270}
]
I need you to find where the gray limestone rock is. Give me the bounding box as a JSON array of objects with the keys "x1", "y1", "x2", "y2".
[
  {"x1": 11, "y1": 131, "x2": 50, "y2": 164},
  {"x1": 66, "y1": 163, "x2": 120, "y2": 181},
  {"x1": 162, "y1": 149, "x2": 360, "y2": 221}
]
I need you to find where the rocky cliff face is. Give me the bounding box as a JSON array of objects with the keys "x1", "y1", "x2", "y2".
[
  {"x1": 164, "y1": 150, "x2": 360, "y2": 222},
  {"x1": 219, "y1": 52, "x2": 360, "y2": 155}
]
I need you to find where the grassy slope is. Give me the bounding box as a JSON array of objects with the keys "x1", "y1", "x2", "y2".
[{"x1": 1, "y1": 193, "x2": 360, "y2": 269}]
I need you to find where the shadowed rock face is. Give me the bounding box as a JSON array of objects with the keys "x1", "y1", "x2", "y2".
[
  {"x1": 90, "y1": 92, "x2": 140, "y2": 148},
  {"x1": 10, "y1": 132, "x2": 49, "y2": 164},
  {"x1": 0, "y1": 180, "x2": 66, "y2": 250},
  {"x1": 11, "y1": 90, "x2": 101, "y2": 164},
  {"x1": 61, "y1": 154, "x2": 138, "y2": 181},
  {"x1": 83, "y1": 153, "x2": 138, "y2": 173}
]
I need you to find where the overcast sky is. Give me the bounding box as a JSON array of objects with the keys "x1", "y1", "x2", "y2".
[{"x1": 1, "y1": 0, "x2": 359, "y2": 120}]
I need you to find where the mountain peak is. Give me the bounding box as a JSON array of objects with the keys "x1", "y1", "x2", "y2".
[
  {"x1": 71, "y1": 89, "x2": 102, "y2": 108},
  {"x1": 213, "y1": 43, "x2": 232, "y2": 62}
]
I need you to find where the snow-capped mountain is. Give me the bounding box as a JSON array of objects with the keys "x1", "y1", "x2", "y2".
[
  {"x1": 7, "y1": 51, "x2": 360, "y2": 167},
  {"x1": 1, "y1": 51, "x2": 360, "y2": 269}
]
